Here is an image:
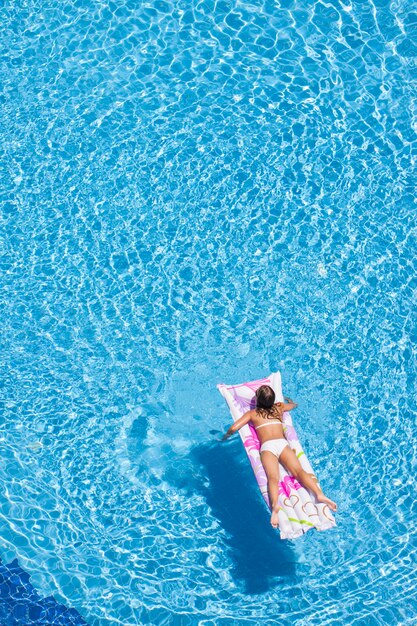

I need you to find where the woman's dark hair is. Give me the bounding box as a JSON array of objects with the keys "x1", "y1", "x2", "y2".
[
  {"x1": 255, "y1": 385, "x2": 275, "y2": 409},
  {"x1": 255, "y1": 385, "x2": 282, "y2": 421}
]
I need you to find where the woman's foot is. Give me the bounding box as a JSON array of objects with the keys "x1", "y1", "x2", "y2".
[
  {"x1": 317, "y1": 494, "x2": 337, "y2": 512},
  {"x1": 270, "y1": 506, "x2": 280, "y2": 529}
]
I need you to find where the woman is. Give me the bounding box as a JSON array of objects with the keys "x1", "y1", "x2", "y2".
[{"x1": 221, "y1": 385, "x2": 337, "y2": 529}]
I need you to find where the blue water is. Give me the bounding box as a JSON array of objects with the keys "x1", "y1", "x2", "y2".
[
  {"x1": 1, "y1": 0, "x2": 416, "y2": 624},
  {"x1": 0, "y1": 557, "x2": 87, "y2": 625}
]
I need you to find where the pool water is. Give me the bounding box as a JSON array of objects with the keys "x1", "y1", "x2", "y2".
[
  {"x1": 1, "y1": 0, "x2": 416, "y2": 624},
  {"x1": 0, "y1": 557, "x2": 88, "y2": 625}
]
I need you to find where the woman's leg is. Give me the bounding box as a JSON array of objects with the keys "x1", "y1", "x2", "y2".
[
  {"x1": 279, "y1": 446, "x2": 337, "y2": 511},
  {"x1": 260, "y1": 450, "x2": 281, "y2": 528}
]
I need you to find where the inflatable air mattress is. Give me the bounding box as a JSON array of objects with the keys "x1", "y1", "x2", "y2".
[{"x1": 217, "y1": 371, "x2": 336, "y2": 540}]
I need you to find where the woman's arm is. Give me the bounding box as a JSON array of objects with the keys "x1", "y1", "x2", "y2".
[
  {"x1": 221, "y1": 410, "x2": 253, "y2": 441},
  {"x1": 282, "y1": 397, "x2": 298, "y2": 411}
]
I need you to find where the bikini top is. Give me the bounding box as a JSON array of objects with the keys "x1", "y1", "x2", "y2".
[{"x1": 254, "y1": 419, "x2": 283, "y2": 430}]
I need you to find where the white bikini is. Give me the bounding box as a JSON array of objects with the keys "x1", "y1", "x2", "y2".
[{"x1": 254, "y1": 420, "x2": 289, "y2": 459}]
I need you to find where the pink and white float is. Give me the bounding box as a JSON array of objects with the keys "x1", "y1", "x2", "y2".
[{"x1": 217, "y1": 371, "x2": 336, "y2": 540}]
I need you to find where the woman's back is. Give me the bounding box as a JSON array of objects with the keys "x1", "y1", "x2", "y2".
[{"x1": 250, "y1": 403, "x2": 286, "y2": 443}]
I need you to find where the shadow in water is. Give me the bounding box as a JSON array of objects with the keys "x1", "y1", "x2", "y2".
[{"x1": 172, "y1": 437, "x2": 298, "y2": 594}]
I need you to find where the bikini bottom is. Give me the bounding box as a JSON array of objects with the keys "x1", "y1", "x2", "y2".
[{"x1": 259, "y1": 438, "x2": 289, "y2": 460}]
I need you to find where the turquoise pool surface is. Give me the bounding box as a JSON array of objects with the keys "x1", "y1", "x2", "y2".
[{"x1": 1, "y1": 0, "x2": 416, "y2": 624}]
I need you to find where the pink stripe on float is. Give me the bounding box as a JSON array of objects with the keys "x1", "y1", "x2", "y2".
[{"x1": 227, "y1": 377, "x2": 270, "y2": 389}]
